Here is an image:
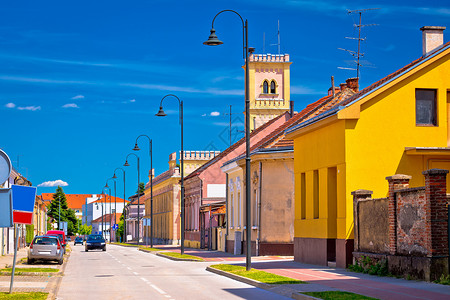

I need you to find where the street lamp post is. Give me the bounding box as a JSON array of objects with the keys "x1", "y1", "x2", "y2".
[
  {"x1": 204, "y1": 9, "x2": 252, "y2": 270},
  {"x1": 124, "y1": 153, "x2": 141, "y2": 246},
  {"x1": 113, "y1": 168, "x2": 126, "y2": 243},
  {"x1": 102, "y1": 187, "x2": 111, "y2": 240},
  {"x1": 106, "y1": 178, "x2": 116, "y2": 242},
  {"x1": 133, "y1": 135, "x2": 153, "y2": 248},
  {"x1": 156, "y1": 94, "x2": 185, "y2": 255}
]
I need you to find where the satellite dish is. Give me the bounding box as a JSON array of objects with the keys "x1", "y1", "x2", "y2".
[{"x1": 0, "y1": 149, "x2": 12, "y2": 184}]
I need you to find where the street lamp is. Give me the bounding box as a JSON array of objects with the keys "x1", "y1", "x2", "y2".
[
  {"x1": 106, "y1": 178, "x2": 116, "y2": 242},
  {"x1": 113, "y1": 167, "x2": 126, "y2": 243},
  {"x1": 124, "y1": 153, "x2": 141, "y2": 246},
  {"x1": 133, "y1": 135, "x2": 153, "y2": 247},
  {"x1": 204, "y1": 9, "x2": 252, "y2": 270},
  {"x1": 102, "y1": 186, "x2": 111, "y2": 241},
  {"x1": 156, "y1": 94, "x2": 185, "y2": 255}
]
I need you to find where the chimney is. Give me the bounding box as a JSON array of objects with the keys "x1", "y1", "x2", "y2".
[
  {"x1": 339, "y1": 82, "x2": 347, "y2": 91},
  {"x1": 289, "y1": 101, "x2": 294, "y2": 118},
  {"x1": 346, "y1": 77, "x2": 359, "y2": 92},
  {"x1": 420, "y1": 26, "x2": 446, "y2": 56}
]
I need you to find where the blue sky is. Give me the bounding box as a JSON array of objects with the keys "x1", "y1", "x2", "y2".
[{"x1": 1, "y1": 0, "x2": 449, "y2": 196}]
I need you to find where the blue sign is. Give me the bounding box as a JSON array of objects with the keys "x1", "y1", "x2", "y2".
[{"x1": 0, "y1": 189, "x2": 13, "y2": 227}]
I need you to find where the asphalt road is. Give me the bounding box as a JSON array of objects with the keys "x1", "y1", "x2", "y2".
[{"x1": 56, "y1": 244, "x2": 291, "y2": 300}]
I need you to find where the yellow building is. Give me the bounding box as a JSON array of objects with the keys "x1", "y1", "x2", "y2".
[
  {"x1": 144, "y1": 151, "x2": 219, "y2": 245},
  {"x1": 286, "y1": 26, "x2": 450, "y2": 268},
  {"x1": 246, "y1": 53, "x2": 292, "y2": 130}
]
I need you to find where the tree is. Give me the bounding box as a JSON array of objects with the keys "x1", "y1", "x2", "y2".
[
  {"x1": 79, "y1": 224, "x2": 92, "y2": 236},
  {"x1": 47, "y1": 186, "x2": 78, "y2": 235},
  {"x1": 47, "y1": 186, "x2": 69, "y2": 226},
  {"x1": 117, "y1": 214, "x2": 124, "y2": 242},
  {"x1": 136, "y1": 182, "x2": 145, "y2": 195}
]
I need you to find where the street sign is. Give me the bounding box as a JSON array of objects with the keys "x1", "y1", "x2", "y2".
[
  {"x1": 12, "y1": 185, "x2": 37, "y2": 225},
  {"x1": 59, "y1": 221, "x2": 68, "y2": 235},
  {"x1": 0, "y1": 188, "x2": 13, "y2": 227},
  {"x1": 0, "y1": 150, "x2": 12, "y2": 185}
]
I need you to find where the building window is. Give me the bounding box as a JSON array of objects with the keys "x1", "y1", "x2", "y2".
[
  {"x1": 237, "y1": 191, "x2": 241, "y2": 227},
  {"x1": 313, "y1": 170, "x2": 319, "y2": 219},
  {"x1": 300, "y1": 173, "x2": 306, "y2": 219},
  {"x1": 416, "y1": 89, "x2": 437, "y2": 126},
  {"x1": 230, "y1": 193, "x2": 234, "y2": 227},
  {"x1": 263, "y1": 80, "x2": 269, "y2": 94},
  {"x1": 270, "y1": 80, "x2": 276, "y2": 94}
]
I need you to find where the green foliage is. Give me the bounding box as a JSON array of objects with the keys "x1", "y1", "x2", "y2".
[
  {"x1": 79, "y1": 224, "x2": 92, "y2": 236},
  {"x1": 46, "y1": 186, "x2": 78, "y2": 235},
  {"x1": 434, "y1": 274, "x2": 450, "y2": 285},
  {"x1": 348, "y1": 256, "x2": 389, "y2": 277},
  {"x1": 25, "y1": 225, "x2": 34, "y2": 244},
  {"x1": 159, "y1": 252, "x2": 204, "y2": 261},
  {"x1": 0, "y1": 292, "x2": 48, "y2": 299},
  {"x1": 303, "y1": 291, "x2": 378, "y2": 300},
  {"x1": 210, "y1": 264, "x2": 305, "y2": 284},
  {"x1": 136, "y1": 182, "x2": 145, "y2": 194}
]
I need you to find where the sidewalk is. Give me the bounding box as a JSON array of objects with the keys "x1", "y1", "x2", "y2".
[
  {"x1": 148, "y1": 245, "x2": 450, "y2": 300},
  {"x1": 0, "y1": 247, "x2": 28, "y2": 268}
]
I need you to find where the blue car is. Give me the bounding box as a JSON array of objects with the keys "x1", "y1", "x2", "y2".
[{"x1": 85, "y1": 234, "x2": 106, "y2": 252}]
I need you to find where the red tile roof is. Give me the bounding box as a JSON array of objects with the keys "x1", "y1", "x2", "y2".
[
  {"x1": 40, "y1": 193, "x2": 128, "y2": 209},
  {"x1": 92, "y1": 213, "x2": 122, "y2": 224}
]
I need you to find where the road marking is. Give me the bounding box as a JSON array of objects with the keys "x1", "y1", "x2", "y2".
[
  {"x1": 127, "y1": 267, "x2": 131, "y2": 270},
  {"x1": 117, "y1": 260, "x2": 121, "y2": 263},
  {"x1": 140, "y1": 277, "x2": 148, "y2": 282},
  {"x1": 150, "y1": 284, "x2": 166, "y2": 295},
  {"x1": 133, "y1": 272, "x2": 139, "y2": 275}
]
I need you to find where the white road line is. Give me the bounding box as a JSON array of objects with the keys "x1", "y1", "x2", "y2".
[
  {"x1": 140, "y1": 277, "x2": 148, "y2": 282},
  {"x1": 150, "y1": 284, "x2": 166, "y2": 295},
  {"x1": 117, "y1": 260, "x2": 121, "y2": 263},
  {"x1": 133, "y1": 272, "x2": 139, "y2": 275},
  {"x1": 127, "y1": 267, "x2": 131, "y2": 270}
]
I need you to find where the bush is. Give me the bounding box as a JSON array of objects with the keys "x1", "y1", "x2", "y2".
[
  {"x1": 348, "y1": 255, "x2": 388, "y2": 276},
  {"x1": 25, "y1": 225, "x2": 34, "y2": 245}
]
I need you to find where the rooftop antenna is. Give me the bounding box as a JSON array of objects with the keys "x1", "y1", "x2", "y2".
[
  {"x1": 270, "y1": 20, "x2": 281, "y2": 54},
  {"x1": 338, "y1": 8, "x2": 379, "y2": 79},
  {"x1": 224, "y1": 105, "x2": 239, "y2": 147},
  {"x1": 263, "y1": 32, "x2": 265, "y2": 54}
]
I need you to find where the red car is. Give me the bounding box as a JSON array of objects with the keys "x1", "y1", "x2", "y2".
[{"x1": 46, "y1": 230, "x2": 67, "y2": 248}]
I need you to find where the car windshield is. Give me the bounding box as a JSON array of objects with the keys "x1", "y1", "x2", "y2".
[
  {"x1": 75, "y1": 237, "x2": 82, "y2": 241},
  {"x1": 87, "y1": 235, "x2": 104, "y2": 241},
  {"x1": 34, "y1": 237, "x2": 58, "y2": 245}
]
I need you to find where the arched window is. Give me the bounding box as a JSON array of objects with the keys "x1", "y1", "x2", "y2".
[
  {"x1": 263, "y1": 80, "x2": 269, "y2": 94},
  {"x1": 270, "y1": 80, "x2": 276, "y2": 94}
]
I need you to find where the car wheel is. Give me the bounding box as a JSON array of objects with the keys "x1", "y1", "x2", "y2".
[
  {"x1": 27, "y1": 258, "x2": 34, "y2": 265},
  {"x1": 85, "y1": 248, "x2": 88, "y2": 252},
  {"x1": 58, "y1": 258, "x2": 63, "y2": 265},
  {"x1": 102, "y1": 247, "x2": 106, "y2": 251}
]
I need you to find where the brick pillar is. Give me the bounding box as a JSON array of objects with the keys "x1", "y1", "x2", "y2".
[
  {"x1": 386, "y1": 174, "x2": 411, "y2": 255},
  {"x1": 351, "y1": 189, "x2": 373, "y2": 252},
  {"x1": 422, "y1": 169, "x2": 449, "y2": 257}
]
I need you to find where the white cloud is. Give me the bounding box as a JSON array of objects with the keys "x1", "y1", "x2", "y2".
[
  {"x1": 17, "y1": 106, "x2": 41, "y2": 111},
  {"x1": 129, "y1": 99, "x2": 136, "y2": 103},
  {"x1": 201, "y1": 113, "x2": 207, "y2": 117},
  {"x1": 37, "y1": 180, "x2": 68, "y2": 187},
  {"x1": 210, "y1": 111, "x2": 220, "y2": 117},
  {"x1": 5, "y1": 102, "x2": 15, "y2": 108},
  {"x1": 71, "y1": 95, "x2": 84, "y2": 100},
  {"x1": 62, "y1": 103, "x2": 79, "y2": 108}
]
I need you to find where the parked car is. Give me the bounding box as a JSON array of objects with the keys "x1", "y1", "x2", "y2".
[
  {"x1": 85, "y1": 234, "x2": 106, "y2": 252},
  {"x1": 67, "y1": 236, "x2": 72, "y2": 242},
  {"x1": 46, "y1": 230, "x2": 67, "y2": 248},
  {"x1": 28, "y1": 235, "x2": 64, "y2": 265},
  {"x1": 74, "y1": 236, "x2": 83, "y2": 245}
]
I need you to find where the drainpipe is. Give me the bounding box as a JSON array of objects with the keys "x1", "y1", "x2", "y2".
[
  {"x1": 257, "y1": 161, "x2": 262, "y2": 256},
  {"x1": 225, "y1": 173, "x2": 228, "y2": 253}
]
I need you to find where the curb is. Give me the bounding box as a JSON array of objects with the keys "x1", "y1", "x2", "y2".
[
  {"x1": 138, "y1": 248, "x2": 159, "y2": 254},
  {"x1": 111, "y1": 243, "x2": 138, "y2": 248},
  {"x1": 206, "y1": 266, "x2": 271, "y2": 290},
  {"x1": 291, "y1": 292, "x2": 321, "y2": 300},
  {"x1": 155, "y1": 252, "x2": 203, "y2": 262},
  {"x1": 47, "y1": 251, "x2": 69, "y2": 300}
]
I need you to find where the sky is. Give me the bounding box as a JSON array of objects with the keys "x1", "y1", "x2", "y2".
[{"x1": 0, "y1": 0, "x2": 449, "y2": 197}]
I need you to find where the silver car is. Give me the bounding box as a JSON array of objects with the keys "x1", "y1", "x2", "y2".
[{"x1": 28, "y1": 235, "x2": 64, "y2": 265}]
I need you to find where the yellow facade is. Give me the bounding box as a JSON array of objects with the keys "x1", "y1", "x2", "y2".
[
  {"x1": 287, "y1": 44, "x2": 450, "y2": 267},
  {"x1": 246, "y1": 54, "x2": 292, "y2": 131}
]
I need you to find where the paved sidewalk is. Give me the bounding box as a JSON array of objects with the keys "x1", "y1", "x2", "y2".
[
  {"x1": 0, "y1": 247, "x2": 27, "y2": 268},
  {"x1": 147, "y1": 245, "x2": 450, "y2": 300}
]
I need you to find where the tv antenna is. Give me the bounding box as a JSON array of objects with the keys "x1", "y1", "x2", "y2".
[
  {"x1": 338, "y1": 8, "x2": 379, "y2": 79},
  {"x1": 269, "y1": 20, "x2": 281, "y2": 54},
  {"x1": 224, "y1": 105, "x2": 239, "y2": 147}
]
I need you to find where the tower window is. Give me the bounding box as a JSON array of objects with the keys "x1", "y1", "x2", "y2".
[
  {"x1": 263, "y1": 81, "x2": 269, "y2": 94},
  {"x1": 270, "y1": 80, "x2": 276, "y2": 94}
]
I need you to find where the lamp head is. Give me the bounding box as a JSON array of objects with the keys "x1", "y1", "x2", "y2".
[
  {"x1": 155, "y1": 106, "x2": 167, "y2": 117},
  {"x1": 132, "y1": 143, "x2": 140, "y2": 151},
  {"x1": 203, "y1": 28, "x2": 223, "y2": 46},
  {"x1": 112, "y1": 173, "x2": 117, "y2": 179},
  {"x1": 123, "y1": 160, "x2": 130, "y2": 167},
  {"x1": 105, "y1": 183, "x2": 109, "y2": 188}
]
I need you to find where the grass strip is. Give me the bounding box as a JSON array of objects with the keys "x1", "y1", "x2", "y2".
[
  {"x1": 210, "y1": 264, "x2": 305, "y2": 284},
  {"x1": 303, "y1": 291, "x2": 378, "y2": 300},
  {"x1": 0, "y1": 292, "x2": 48, "y2": 299},
  {"x1": 159, "y1": 252, "x2": 204, "y2": 261},
  {"x1": 138, "y1": 246, "x2": 163, "y2": 251},
  {"x1": 112, "y1": 242, "x2": 136, "y2": 247},
  {"x1": 1, "y1": 268, "x2": 59, "y2": 273}
]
